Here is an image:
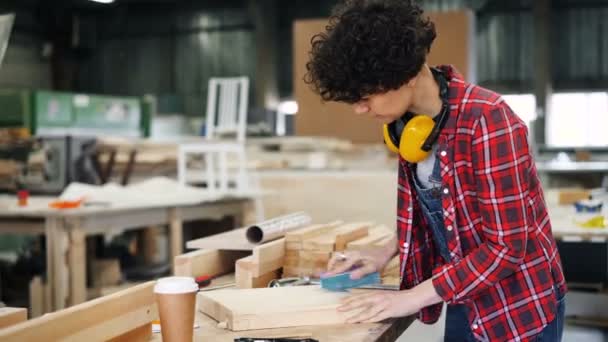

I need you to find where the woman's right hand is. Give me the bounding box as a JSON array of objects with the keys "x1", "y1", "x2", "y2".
[{"x1": 325, "y1": 249, "x2": 391, "y2": 280}]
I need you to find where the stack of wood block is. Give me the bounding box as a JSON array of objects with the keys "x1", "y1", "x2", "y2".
[
  {"x1": 283, "y1": 221, "x2": 371, "y2": 277},
  {"x1": 234, "y1": 220, "x2": 400, "y2": 289},
  {"x1": 344, "y1": 224, "x2": 400, "y2": 283}
]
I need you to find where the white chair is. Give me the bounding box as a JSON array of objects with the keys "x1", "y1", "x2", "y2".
[{"x1": 177, "y1": 77, "x2": 264, "y2": 221}]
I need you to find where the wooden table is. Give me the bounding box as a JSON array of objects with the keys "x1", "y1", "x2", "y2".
[{"x1": 0, "y1": 195, "x2": 250, "y2": 312}]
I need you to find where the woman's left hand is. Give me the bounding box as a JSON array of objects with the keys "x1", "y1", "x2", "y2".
[{"x1": 338, "y1": 290, "x2": 421, "y2": 323}]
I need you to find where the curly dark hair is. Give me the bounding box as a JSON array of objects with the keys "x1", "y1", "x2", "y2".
[{"x1": 304, "y1": 0, "x2": 436, "y2": 103}]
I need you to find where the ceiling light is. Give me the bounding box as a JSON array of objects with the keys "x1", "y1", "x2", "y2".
[{"x1": 89, "y1": 0, "x2": 115, "y2": 4}]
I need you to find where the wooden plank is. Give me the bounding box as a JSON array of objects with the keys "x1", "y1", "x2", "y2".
[
  {"x1": 174, "y1": 249, "x2": 248, "y2": 278},
  {"x1": 235, "y1": 256, "x2": 280, "y2": 289},
  {"x1": 198, "y1": 286, "x2": 362, "y2": 331},
  {"x1": 285, "y1": 249, "x2": 299, "y2": 258},
  {"x1": 169, "y1": 208, "x2": 183, "y2": 274},
  {"x1": 186, "y1": 227, "x2": 257, "y2": 251},
  {"x1": 381, "y1": 256, "x2": 400, "y2": 277},
  {"x1": 346, "y1": 225, "x2": 393, "y2": 250},
  {"x1": 29, "y1": 276, "x2": 43, "y2": 318},
  {"x1": 250, "y1": 238, "x2": 285, "y2": 277},
  {"x1": 303, "y1": 222, "x2": 371, "y2": 252},
  {"x1": 0, "y1": 282, "x2": 157, "y2": 342},
  {"x1": 0, "y1": 308, "x2": 27, "y2": 329},
  {"x1": 285, "y1": 241, "x2": 302, "y2": 250},
  {"x1": 284, "y1": 221, "x2": 343, "y2": 242},
  {"x1": 372, "y1": 235, "x2": 397, "y2": 249},
  {"x1": 335, "y1": 223, "x2": 371, "y2": 251}
]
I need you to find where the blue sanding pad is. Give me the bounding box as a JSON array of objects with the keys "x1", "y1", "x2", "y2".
[{"x1": 320, "y1": 271, "x2": 381, "y2": 291}]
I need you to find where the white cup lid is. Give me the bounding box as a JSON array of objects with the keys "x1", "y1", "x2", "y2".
[{"x1": 154, "y1": 276, "x2": 198, "y2": 294}]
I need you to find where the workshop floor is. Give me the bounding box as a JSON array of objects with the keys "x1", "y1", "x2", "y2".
[{"x1": 397, "y1": 304, "x2": 608, "y2": 342}]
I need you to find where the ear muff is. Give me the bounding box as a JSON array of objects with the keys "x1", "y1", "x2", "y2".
[
  {"x1": 383, "y1": 124, "x2": 400, "y2": 154},
  {"x1": 382, "y1": 67, "x2": 450, "y2": 163},
  {"x1": 383, "y1": 115, "x2": 435, "y2": 163}
]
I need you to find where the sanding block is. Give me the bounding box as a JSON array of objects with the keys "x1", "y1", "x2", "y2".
[{"x1": 320, "y1": 271, "x2": 381, "y2": 291}]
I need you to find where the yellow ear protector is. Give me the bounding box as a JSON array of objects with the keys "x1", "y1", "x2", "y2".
[{"x1": 383, "y1": 68, "x2": 450, "y2": 163}]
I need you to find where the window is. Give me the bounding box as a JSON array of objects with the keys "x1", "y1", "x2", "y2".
[
  {"x1": 547, "y1": 92, "x2": 608, "y2": 147},
  {"x1": 502, "y1": 94, "x2": 537, "y2": 129}
]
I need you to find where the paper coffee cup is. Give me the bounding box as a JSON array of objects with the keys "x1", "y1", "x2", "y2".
[{"x1": 154, "y1": 277, "x2": 198, "y2": 342}]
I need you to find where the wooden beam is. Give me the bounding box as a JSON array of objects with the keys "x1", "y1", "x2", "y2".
[
  {"x1": 29, "y1": 276, "x2": 43, "y2": 318},
  {"x1": 169, "y1": 208, "x2": 183, "y2": 274},
  {"x1": 0, "y1": 282, "x2": 157, "y2": 342},
  {"x1": 285, "y1": 221, "x2": 343, "y2": 243},
  {"x1": 174, "y1": 249, "x2": 248, "y2": 278},
  {"x1": 0, "y1": 308, "x2": 27, "y2": 329},
  {"x1": 250, "y1": 238, "x2": 285, "y2": 277},
  {"x1": 303, "y1": 222, "x2": 371, "y2": 252},
  {"x1": 346, "y1": 225, "x2": 393, "y2": 250},
  {"x1": 235, "y1": 256, "x2": 280, "y2": 289}
]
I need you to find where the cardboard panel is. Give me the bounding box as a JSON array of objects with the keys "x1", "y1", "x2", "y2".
[{"x1": 293, "y1": 11, "x2": 474, "y2": 144}]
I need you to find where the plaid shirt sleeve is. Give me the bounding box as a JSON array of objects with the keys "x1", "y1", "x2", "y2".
[{"x1": 432, "y1": 102, "x2": 532, "y2": 304}]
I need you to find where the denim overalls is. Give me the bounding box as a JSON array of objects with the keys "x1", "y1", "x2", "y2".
[
  {"x1": 412, "y1": 150, "x2": 476, "y2": 341},
  {"x1": 411, "y1": 150, "x2": 565, "y2": 342}
]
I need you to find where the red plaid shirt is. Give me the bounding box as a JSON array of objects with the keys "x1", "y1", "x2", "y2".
[{"x1": 398, "y1": 65, "x2": 567, "y2": 341}]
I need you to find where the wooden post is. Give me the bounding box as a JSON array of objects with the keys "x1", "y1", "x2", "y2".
[
  {"x1": 68, "y1": 219, "x2": 87, "y2": 306},
  {"x1": 29, "y1": 276, "x2": 43, "y2": 318},
  {"x1": 52, "y1": 219, "x2": 69, "y2": 310},
  {"x1": 141, "y1": 227, "x2": 159, "y2": 265},
  {"x1": 169, "y1": 208, "x2": 183, "y2": 274}
]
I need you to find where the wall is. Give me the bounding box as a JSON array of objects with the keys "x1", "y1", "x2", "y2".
[{"x1": 0, "y1": 10, "x2": 51, "y2": 89}]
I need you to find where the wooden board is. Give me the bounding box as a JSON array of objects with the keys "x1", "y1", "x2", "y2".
[
  {"x1": 285, "y1": 221, "x2": 343, "y2": 243},
  {"x1": 372, "y1": 235, "x2": 397, "y2": 249},
  {"x1": 346, "y1": 225, "x2": 393, "y2": 251},
  {"x1": 235, "y1": 256, "x2": 281, "y2": 289},
  {"x1": 381, "y1": 256, "x2": 400, "y2": 277},
  {"x1": 174, "y1": 249, "x2": 249, "y2": 278},
  {"x1": 0, "y1": 282, "x2": 157, "y2": 342},
  {"x1": 303, "y1": 222, "x2": 371, "y2": 252},
  {"x1": 251, "y1": 238, "x2": 285, "y2": 277},
  {"x1": 197, "y1": 285, "x2": 361, "y2": 331},
  {"x1": 0, "y1": 308, "x2": 27, "y2": 329}
]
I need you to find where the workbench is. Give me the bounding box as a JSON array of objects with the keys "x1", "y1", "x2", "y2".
[
  {"x1": 0, "y1": 273, "x2": 415, "y2": 342},
  {"x1": 0, "y1": 195, "x2": 250, "y2": 312}
]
